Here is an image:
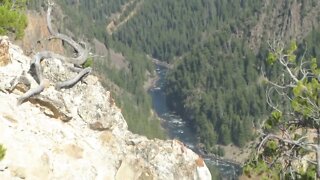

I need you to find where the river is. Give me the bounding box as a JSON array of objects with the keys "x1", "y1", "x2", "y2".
[{"x1": 148, "y1": 65, "x2": 242, "y2": 179}]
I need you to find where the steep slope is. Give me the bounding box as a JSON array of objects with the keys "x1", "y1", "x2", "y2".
[
  {"x1": 26, "y1": 2, "x2": 165, "y2": 140},
  {"x1": 0, "y1": 37, "x2": 211, "y2": 180},
  {"x1": 110, "y1": 0, "x2": 320, "y2": 151},
  {"x1": 249, "y1": 0, "x2": 320, "y2": 51},
  {"x1": 26, "y1": 0, "x2": 320, "y2": 159},
  {"x1": 112, "y1": 0, "x2": 320, "y2": 61}
]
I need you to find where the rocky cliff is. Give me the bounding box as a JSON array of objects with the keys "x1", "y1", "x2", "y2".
[{"x1": 0, "y1": 36, "x2": 211, "y2": 180}]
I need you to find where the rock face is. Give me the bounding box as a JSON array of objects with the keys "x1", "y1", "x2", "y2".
[{"x1": 0, "y1": 37, "x2": 212, "y2": 180}]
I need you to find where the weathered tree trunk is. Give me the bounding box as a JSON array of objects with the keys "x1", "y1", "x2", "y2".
[
  {"x1": 18, "y1": 1, "x2": 91, "y2": 104},
  {"x1": 46, "y1": 3, "x2": 90, "y2": 65},
  {"x1": 55, "y1": 67, "x2": 91, "y2": 90}
]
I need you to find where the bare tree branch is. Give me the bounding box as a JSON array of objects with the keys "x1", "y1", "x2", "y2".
[
  {"x1": 55, "y1": 67, "x2": 91, "y2": 90},
  {"x1": 18, "y1": 1, "x2": 92, "y2": 104},
  {"x1": 46, "y1": 2, "x2": 90, "y2": 65}
]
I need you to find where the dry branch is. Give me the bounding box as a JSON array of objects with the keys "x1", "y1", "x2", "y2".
[
  {"x1": 47, "y1": 2, "x2": 90, "y2": 65},
  {"x1": 18, "y1": 1, "x2": 91, "y2": 104},
  {"x1": 55, "y1": 67, "x2": 92, "y2": 90}
]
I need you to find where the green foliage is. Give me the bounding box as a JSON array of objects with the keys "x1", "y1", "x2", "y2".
[
  {"x1": 206, "y1": 163, "x2": 221, "y2": 180},
  {"x1": 246, "y1": 34, "x2": 320, "y2": 179},
  {"x1": 0, "y1": 0, "x2": 27, "y2": 39},
  {"x1": 287, "y1": 41, "x2": 298, "y2": 54},
  {"x1": 24, "y1": 0, "x2": 303, "y2": 153},
  {"x1": 28, "y1": 0, "x2": 131, "y2": 40},
  {"x1": 105, "y1": 0, "x2": 268, "y2": 150},
  {"x1": 300, "y1": 164, "x2": 317, "y2": 180},
  {"x1": 113, "y1": 92, "x2": 165, "y2": 139},
  {"x1": 264, "y1": 140, "x2": 278, "y2": 156},
  {"x1": 267, "y1": 52, "x2": 277, "y2": 65},
  {"x1": 271, "y1": 111, "x2": 282, "y2": 122},
  {"x1": 0, "y1": 144, "x2": 6, "y2": 161},
  {"x1": 216, "y1": 146, "x2": 225, "y2": 156},
  {"x1": 165, "y1": 37, "x2": 267, "y2": 149},
  {"x1": 83, "y1": 57, "x2": 94, "y2": 68},
  {"x1": 264, "y1": 111, "x2": 283, "y2": 131},
  {"x1": 243, "y1": 159, "x2": 281, "y2": 179},
  {"x1": 58, "y1": 0, "x2": 131, "y2": 39},
  {"x1": 290, "y1": 75, "x2": 320, "y2": 119},
  {"x1": 113, "y1": 0, "x2": 263, "y2": 62}
]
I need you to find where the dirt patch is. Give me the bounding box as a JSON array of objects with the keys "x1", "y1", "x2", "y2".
[
  {"x1": 220, "y1": 143, "x2": 255, "y2": 164},
  {"x1": 93, "y1": 39, "x2": 108, "y2": 56},
  {"x1": 16, "y1": 11, "x2": 64, "y2": 56},
  {"x1": 108, "y1": 49, "x2": 128, "y2": 70}
]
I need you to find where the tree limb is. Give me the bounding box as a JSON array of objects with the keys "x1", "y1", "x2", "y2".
[
  {"x1": 18, "y1": 1, "x2": 92, "y2": 104},
  {"x1": 55, "y1": 67, "x2": 91, "y2": 90},
  {"x1": 47, "y1": 2, "x2": 89, "y2": 65}
]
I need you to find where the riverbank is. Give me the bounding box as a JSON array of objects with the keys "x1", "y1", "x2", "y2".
[
  {"x1": 148, "y1": 65, "x2": 243, "y2": 178},
  {"x1": 143, "y1": 70, "x2": 159, "y2": 91}
]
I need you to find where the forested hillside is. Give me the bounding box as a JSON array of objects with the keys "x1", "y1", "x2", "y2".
[
  {"x1": 27, "y1": 0, "x2": 320, "y2": 152},
  {"x1": 165, "y1": 39, "x2": 267, "y2": 148},
  {"x1": 112, "y1": 0, "x2": 320, "y2": 151},
  {"x1": 111, "y1": 0, "x2": 266, "y2": 148},
  {"x1": 113, "y1": 0, "x2": 263, "y2": 62},
  {"x1": 21, "y1": 0, "x2": 320, "y2": 178}
]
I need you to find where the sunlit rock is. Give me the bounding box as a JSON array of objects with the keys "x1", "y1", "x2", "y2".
[{"x1": 0, "y1": 37, "x2": 211, "y2": 180}]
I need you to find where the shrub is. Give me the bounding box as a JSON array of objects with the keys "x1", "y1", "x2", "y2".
[
  {"x1": 0, "y1": 0, "x2": 28, "y2": 39},
  {"x1": 83, "y1": 57, "x2": 94, "y2": 68},
  {"x1": 0, "y1": 144, "x2": 6, "y2": 161}
]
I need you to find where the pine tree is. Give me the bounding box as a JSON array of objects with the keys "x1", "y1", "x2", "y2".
[{"x1": 0, "y1": 0, "x2": 27, "y2": 39}]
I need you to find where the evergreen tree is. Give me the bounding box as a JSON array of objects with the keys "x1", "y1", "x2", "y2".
[{"x1": 0, "y1": 0, "x2": 27, "y2": 39}]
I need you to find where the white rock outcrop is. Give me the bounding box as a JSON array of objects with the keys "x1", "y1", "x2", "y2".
[{"x1": 0, "y1": 37, "x2": 211, "y2": 180}]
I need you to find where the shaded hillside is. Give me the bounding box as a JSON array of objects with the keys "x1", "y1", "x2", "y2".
[
  {"x1": 163, "y1": 0, "x2": 320, "y2": 150},
  {"x1": 109, "y1": 0, "x2": 320, "y2": 150}
]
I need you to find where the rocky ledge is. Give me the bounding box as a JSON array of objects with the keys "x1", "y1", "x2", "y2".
[{"x1": 0, "y1": 37, "x2": 211, "y2": 180}]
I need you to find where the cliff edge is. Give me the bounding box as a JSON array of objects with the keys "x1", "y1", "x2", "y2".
[{"x1": 0, "y1": 36, "x2": 211, "y2": 180}]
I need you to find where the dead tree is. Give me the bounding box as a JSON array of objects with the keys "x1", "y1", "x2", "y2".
[{"x1": 17, "y1": 1, "x2": 92, "y2": 104}]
